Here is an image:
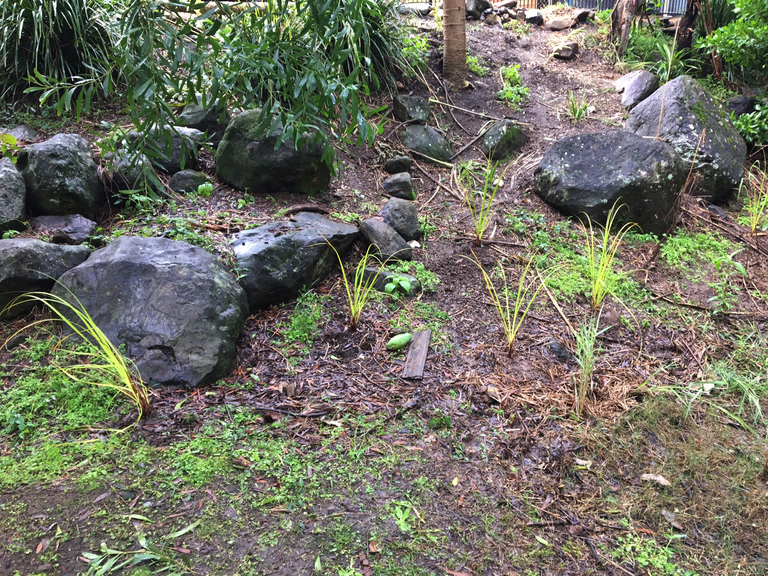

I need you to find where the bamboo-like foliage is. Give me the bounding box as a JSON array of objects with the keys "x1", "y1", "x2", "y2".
[
  {"x1": 579, "y1": 202, "x2": 638, "y2": 310},
  {"x1": 0, "y1": 0, "x2": 113, "y2": 98},
  {"x1": 467, "y1": 253, "x2": 548, "y2": 357},
  {"x1": 2, "y1": 291, "x2": 150, "y2": 426}
]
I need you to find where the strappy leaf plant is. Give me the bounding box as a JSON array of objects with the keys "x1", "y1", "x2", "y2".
[
  {"x1": 579, "y1": 202, "x2": 638, "y2": 310},
  {"x1": 2, "y1": 291, "x2": 150, "y2": 426},
  {"x1": 326, "y1": 241, "x2": 384, "y2": 331},
  {"x1": 466, "y1": 253, "x2": 549, "y2": 357},
  {"x1": 460, "y1": 160, "x2": 502, "y2": 247},
  {"x1": 741, "y1": 163, "x2": 768, "y2": 234},
  {"x1": 573, "y1": 310, "x2": 607, "y2": 417}
]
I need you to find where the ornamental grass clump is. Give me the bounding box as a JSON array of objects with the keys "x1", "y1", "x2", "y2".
[
  {"x1": 741, "y1": 162, "x2": 768, "y2": 235},
  {"x1": 326, "y1": 241, "x2": 383, "y2": 331},
  {"x1": 579, "y1": 202, "x2": 638, "y2": 310},
  {"x1": 467, "y1": 253, "x2": 549, "y2": 357},
  {"x1": 2, "y1": 291, "x2": 150, "y2": 426},
  {"x1": 459, "y1": 160, "x2": 501, "y2": 247}
]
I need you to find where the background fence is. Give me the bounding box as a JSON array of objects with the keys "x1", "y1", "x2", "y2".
[{"x1": 403, "y1": 0, "x2": 688, "y2": 16}]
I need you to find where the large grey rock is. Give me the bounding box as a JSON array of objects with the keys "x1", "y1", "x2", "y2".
[
  {"x1": 523, "y1": 9, "x2": 543, "y2": 25},
  {"x1": 553, "y1": 42, "x2": 579, "y2": 60},
  {"x1": 393, "y1": 96, "x2": 430, "y2": 124},
  {"x1": 0, "y1": 125, "x2": 37, "y2": 142},
  {"x1": 17, "y1": 134, "x2": 102, "y2": 220},
  {"x1": 360, "y1": 218, "x2": 412, "y2": 262},
  {"x1": 625, "y1": 75, "x2": 747, "y2": 202},
  {"x1": 544, "y1": 18, "x2": 575, "y2": 30},
  {"x1": 0, "y1": 158, "x2": 26, "y2": 232},
  {"x1": 380, "y1": 198, "x2": 421, "y2": 241},
  {"x1": 52, "y1": 236, "x2": 248, "y2": 388},
  {"x1": 534, "y1": 130, "x2": 687, "y2": 235},
  {"x1": 176, "y1": 96, "x2": 231, "y2": 145},
  {"x1": 130, "y1": 127, "x2": 203, "y2": 174},
  {"x1": 384, "y1": 155, "x2": 413, "y2": 174},
  {"x1": 216, "y1": 109, "x2": 331, "y2": 195},
  {"x1": 169, "y1": 170, "x2": 210, "y2": 195},
  {"x1": 466, "y1": 0, "x2": 492, "y2": 19},
  {"x1": 110, "y1": 149, "x2": 164, "y2": 197},
  {"x1": 30, "y1": 215, "x2": 97, "y2": 245},
  {"x1": 614, "y1": 70, "x2": 659, "y2": 110},
  {"x1": 0, "y1": 239, "x2": 90, "y2": 320},
  {"x1": 232, "y1": 212, "x2": 357, "y2": 311},
  {"x1": 726, "y1": 95, "x2": 757, "y2": 118},
  {"x1": 481, "y1": 119, "x2": 526, "y2": 160},
  {"x1": 402, "y1": 125, "x2": 453, "y2": 164},
  {"x1": 382, "y1": 173, "x2": 416, "y2": 200}
]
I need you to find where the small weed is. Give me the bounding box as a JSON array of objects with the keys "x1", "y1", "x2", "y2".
[
  {"x1": 498, "y1": 64, "x2": 529, "y2": 110},
  {"x1": 195, "y1": 181, "x2": 214, "y2": 197},
  {"x1": 467, "y1": 54, "x2": 490, "y2": 77},
  {"x1": 403, "y1": 34, "x2": 429, "y2": 74},
  {"x1": 282, "y1": 290, "x2": 328, "y2": 347},
  {"x1": 612, "y1": 532, "x2": 691, "y2": 576},
  {"x1": 503, "y1": 20, "x2": 530, "y2": 34},
  {"x1": 419, "y1": 215, "x2": 438, "y2": 240},
  {"x1": 332, "y1": 211, "x2": 362, "y2": 224},
  {"x1": 389, "y1": 261, "x2": 440, "y2": 293}
]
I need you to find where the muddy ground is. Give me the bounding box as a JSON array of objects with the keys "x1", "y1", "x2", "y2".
[{"x1": 2, "y1": 10, "x2": 768, "y2": 576}]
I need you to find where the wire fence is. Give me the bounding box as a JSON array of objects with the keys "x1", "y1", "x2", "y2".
[{"x1": 402, "y1": 0, "x2": 688, "y2": 16}]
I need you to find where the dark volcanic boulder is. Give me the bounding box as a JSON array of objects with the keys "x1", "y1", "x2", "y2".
[
  {"x1": 384, "y1": 155, "x2": 413, "y2": 174},
  {"x1": 216, "y1": 109, "x2": 331, "y2": 195},
  {"x1": 169, "y1": 170, "x2": 210, "y2": 195},
  {"x1": 232, "y1": 212, "x2": 357, "y2": 311},
  {"x1": 360, "y1": 217, "x2": 412, "y2": 262},
  {"x1": 466, "y1": 0, "x2": 492, "y2": 19},
  {"x1": 614, "y1": 70, "x2": 659, "y2": 110},
  {"x1": 402, "y1": 125, "x2": 453, "y2": 163},
  {"x1": 176, "y1": 96, "x2": 231, "y2": 144},
  {"x1": 726, "y1": 95, "x2": 757, "y2": 118},
  {"x1": 380, "y1": 197, "x2": 421, "y2": 241},
  {"x1": 534, "y1": 130, "x2": 686, "y2": 235},
  {"x1": 481, "y1": 119, "x2": 526, "y2": 160},
  {"x1": 0, "y1": 157, "x2": 26, "y2": 232},
  {"x1": 382, "y1": 173, "x2": 416, "y2": 200},
  {"x1": 17, "y1": 134, "x2": 102, "y2": 219},
  {"x1": 393, "y1": 95, "x2": 430, "y2": 123},
  {"x1": 52, "y1": 236, "x2": 248, "y2": 388},
  {"x1": 30, "y1": 215, "x2": 97, "y2": 245},
  {"x1": 0, "y1": 239, "x2": 90, "y2": 320},
  {"x1": 624, "y1": 75, "x2": 746, "y2": 202},
  {"x1": 129, "y1": 127, "x2": 203, "y2": 174}
]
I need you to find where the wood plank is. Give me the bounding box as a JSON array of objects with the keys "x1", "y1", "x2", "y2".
[{"x1": 402, "y1": 330, "x2": 431, "y2": 379}]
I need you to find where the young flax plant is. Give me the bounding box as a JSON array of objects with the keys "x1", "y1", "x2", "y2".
[
  {"x1": 2, "y1": 291, "x2": 151, "y2": 425},
  {"x1": 467, "y1": 253, "x2": 549, "y2": 357},
  {"x1": 459, "y1": 160, "x2": 502, "y2": 246},
  {"x1": 741, "y1": 162, "x2": 768, "y2": 235},
  {"x1": 325, "y1": 240, "x2": 384, "y2": 331},
  {"x1": 579, "y1": 202, "x2": 638, "y2": 310},
  {"x1": 573, "y1": 310, "x2": 608, "y2": 417}
]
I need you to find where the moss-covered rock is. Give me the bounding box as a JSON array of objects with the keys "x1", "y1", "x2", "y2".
[{"x1": 624, "y1": 75, "x2": 746, "y2": 203}]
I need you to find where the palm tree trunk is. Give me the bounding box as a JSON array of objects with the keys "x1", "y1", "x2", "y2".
[{"x1": 443, "y1": 0, "x2": 467, "y2": 89}]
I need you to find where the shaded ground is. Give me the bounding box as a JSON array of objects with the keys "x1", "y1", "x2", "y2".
[{"x1": 2, "y1": 11, "x2": 768, "y2": 576}]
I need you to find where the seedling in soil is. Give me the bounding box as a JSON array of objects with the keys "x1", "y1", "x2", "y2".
[
  {"x1": 459, "y1": 160, "x2": 501, "y2": 246},
  {"x1": 567, "y1": 90, "x2": 590, "y2": 124},
  {"x1": 466, "y1": 253, "x2": 549, "y2": 357},
  {"x1": 579, "y1": 202, "x2": 638, "y2": 310},
  {"x1": 326, "y1": 241, "x2": 383, "y2": 330},
  {"x1": 498, "y1": 64, "x2": 529, "y2": 110},
  {"x1": 384, "y1": 274, "x2": 412, "y2": 298},
  {"x1": 573, "y1": 310, "x2": 607, "y2": 417}
]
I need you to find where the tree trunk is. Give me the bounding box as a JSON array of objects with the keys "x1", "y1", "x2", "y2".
[
  {"x1": 610, "y1": 0, "x2": 643, "y2": 57},
  {"x1": 443, "y1": 0, "x2": 467, "y2": 89},
  {"x1": 676, "y1": 0, "x2": 700, "y2": 52}
]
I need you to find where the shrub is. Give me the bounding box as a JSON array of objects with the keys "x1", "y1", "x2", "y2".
[
  {"x1": 733, "y1": 103, "x2": 768, "y2": 146},
  {"x1": 0, "y1": 0, "x2": 114, "y2": 98},
  {"x1": 697, "y1": 0, "x2": 768, "y2": 77}
]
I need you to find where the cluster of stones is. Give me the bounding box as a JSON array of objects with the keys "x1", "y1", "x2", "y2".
[{"x1": 533, "y1": 75, "x2": 747, "y2": 234}]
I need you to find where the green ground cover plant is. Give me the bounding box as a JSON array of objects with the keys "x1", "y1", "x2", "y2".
[
  {"x1": 497, "y1": 64, "x2": 528, "y2": 110},
  {"x1": 467, "y1": 54, "x2": 490, "y2": 77}
]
